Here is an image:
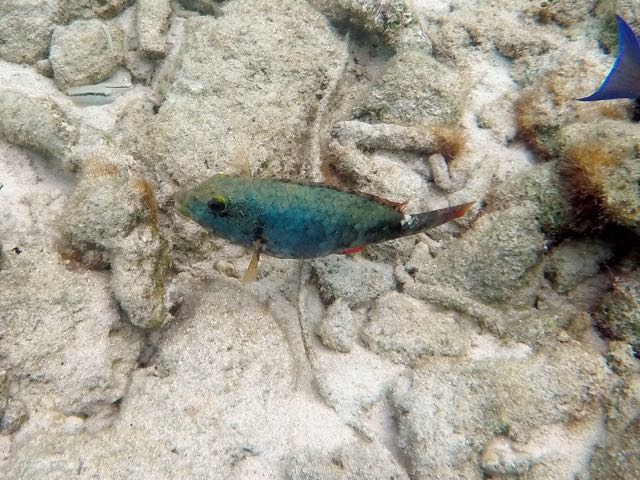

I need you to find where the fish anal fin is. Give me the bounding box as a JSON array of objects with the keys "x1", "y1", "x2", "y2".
[
  {"x1": 241, "y1": 240, "x2": 262, "y2": 284},
  {"x1": 340, "y1": 245, "x2": 365, "y2": 255}
]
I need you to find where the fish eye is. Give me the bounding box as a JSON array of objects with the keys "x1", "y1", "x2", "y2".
[{"x1": 207, "y1": 195, "x2": 226, "y2": 213}]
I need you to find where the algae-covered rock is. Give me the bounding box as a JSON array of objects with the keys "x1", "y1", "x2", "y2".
[
  {"x1": 135, "y1": 0, "x2": 345, "y2": 187},
  {"x1": 362, "y1": 291, "x2": 468, "y2": 365},
  {"x1": 286, "y1": 441, "x2": 409, "y2": 480},
  {"x1": 557, "y1": 120, "x2": 640, "y2": 233},
  {"x1": 312, "y1": 255, "x2": 396, "y2": 307},
  {"x1": 596, "y1": 271, "x2": 640, "y2": 350},
  {"x1": 488, "y1": 161, "x2": 574, "y2": 235},
  {"x1": 62, "y1": 0, "x2": 133, "y2": 20},
  {"x1": 61, "y1": 161, "x2": 172, "y2": 329},
  {"x1": 176, "y1": 0, "x2": 223, "y2": 16},
  {"x1": 357, "y1": 48, "x2": 467, "y2": 124},
  {"x1": 0, "y1": 0, "x2": 59, "y2": 64},
  {"x1": 50, "y1": 19, "x2": 125, "y2": 90},
  {"x1": 534, "y1": 0, "x2": 597, "y2": 26},
  {"x1": 594, "y1": 0, "x2": 640, "y2": 51},
  {"x1": 591, "y1": 415, "x2": 640, "y2": 480},
  {"x1": 392, "y1": 342, "x2": 610, "y2": 479},
  {"x1": 136, "y1": 0, "x2": 172, "y2": 59},
  {"x1": 589, "y1": 343, "x2": 640, "y2": 480},
  {"x1": 546, "y1": 238, "x2": 613, "y2": 293},
  {"x1": 414, "y1": 204, "x2": 546, "y2": 305},
  {"x1": 1, "y1": 398, "x2": 28, "y2": 434},
  {"x1": 111, "y1": 225, "x2": 172, "y2": 329},
  {"x1": 309, "y1": 0, "x2": 430, "y2": 51},
  {"x1": 513, "y1": 42, "x2": 617, "y2": 157},
  {"x1": 0, "y1": 245, "x2": 141, "y2": 416},
  {"x1": 316, "y1": 299, "x2": 356, "y2": 353}
]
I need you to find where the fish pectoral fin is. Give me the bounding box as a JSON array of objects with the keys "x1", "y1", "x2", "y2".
[
  {"x1": 230, "y1": 148, "x2": 252, "y2": 177},
  {"x1": 241, "y1": 240, "x2": 262, "y2": 284}
]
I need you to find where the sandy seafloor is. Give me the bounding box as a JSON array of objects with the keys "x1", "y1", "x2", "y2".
[{"x1": 1, "y1": 0, "x2": 639, "y2": 478}]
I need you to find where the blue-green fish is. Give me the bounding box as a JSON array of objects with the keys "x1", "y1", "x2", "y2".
[{"x1": 176, "y1": 174, "x2": 473, "y2": 282}]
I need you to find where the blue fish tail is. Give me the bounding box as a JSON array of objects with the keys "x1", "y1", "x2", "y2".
[{"x1": 579, "y1": 15, "x2": 640, "y2": 101}]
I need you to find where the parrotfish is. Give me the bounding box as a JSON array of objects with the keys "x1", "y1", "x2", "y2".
[
  {"x1": 580, "y1": 15, "x2": 640, "y2": 101},
  {"x1": 176, "y1": 172, "x2": 473, "y2": 282}
]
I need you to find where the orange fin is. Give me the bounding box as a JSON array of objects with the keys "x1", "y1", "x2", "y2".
[
  {"x1": 403, "y1": 201, "x2": 475, "y2": 233},
  {"x1": 340, "y1": 246, "x2": 365, "y2": 255},
  {"x1": 446, "y1": 201, "x2": 475, "y2": 220},
  {"x1": 367, "y1": 194, "x2": 409, "y2": 213}
]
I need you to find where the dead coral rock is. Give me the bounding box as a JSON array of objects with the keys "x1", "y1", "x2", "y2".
[
  {"x1": 0, "y1": 0, "x2": 59, "y2": 64},
  {"x1": 4, "y1": 280, "x2": 296, "y2": 478},
  {"x1": 0, "y1": 91, "x2": 80, "y2": 172},
  {"x1": 326, "y1": 145, "x2": 430, "y2": 207},
  {"x1": 61, "y1": 164, "x2": 151, "y2": 251},
  {"x1": 136, "y1": 0, "x2": 172, "y2": 59},
  {"x1": 357, "y1": 48, "x2": 467, "y2": 124},
  {"x1": 596, "y1": 271, "x2": 640, "y2": 350},
  {"x1": 362, "y1": 291, "x2": 468, "y2": 365},
  {"x1": 50, "y1": 19, "x2": 125, "y2": 90}
]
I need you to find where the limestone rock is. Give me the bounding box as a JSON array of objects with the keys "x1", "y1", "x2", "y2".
[
  {"x1": 0, "y1": 0, "x2": 59, "y2": 64},
  {"x1": 136, "y1": 0, "x2": 172, "y2": 59},
  {"x1": 50, "y1": 19, "x2": 124, "y2": 90},
  {"x1": 362, "y1": 291, "x2": 468, "y2": 365}
]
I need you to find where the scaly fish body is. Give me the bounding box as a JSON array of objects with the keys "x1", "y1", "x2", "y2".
[{"x1": 176, "y1": 174, "x2": 472, "y2": 260}]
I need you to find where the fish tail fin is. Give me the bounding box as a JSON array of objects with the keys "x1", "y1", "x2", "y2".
[
  {"x1": 579, "y1": 15, "x2": 640, "y2": 101},
  {"x1": 403, "y1": 202, "x2": 474, "y2": 234}
]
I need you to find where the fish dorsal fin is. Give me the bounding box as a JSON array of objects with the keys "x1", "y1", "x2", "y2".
[
  {"x1": 229, "y1": 148, "x2": 252, "y2": 176},
  {"x1": 579, "y1": 15, "x2": 640, "y2": 101},
  {"x1": 368, "y1": 196, "x2": 409, "y2": 213}
]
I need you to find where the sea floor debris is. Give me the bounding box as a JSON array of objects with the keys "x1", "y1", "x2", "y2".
[{"x1": 0, "y1": 1, "x2": 639, "y2": 479}]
